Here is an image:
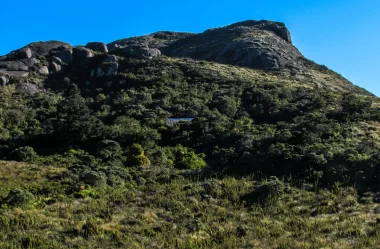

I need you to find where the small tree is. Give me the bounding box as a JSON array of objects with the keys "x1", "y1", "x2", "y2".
[
  {"x1": 11, "y1": 146, "x2": 38, "y2": 162},
  {"x1": 128, "y1": 144, "x2": 151, "y2": 168}
]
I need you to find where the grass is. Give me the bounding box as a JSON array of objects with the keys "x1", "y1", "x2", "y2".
[
  {"x1": 0, "y1": 161, "x2": 379, "y2": 248},
  {"x1": 0, "y1": 161, "x2": 66, "y2": 196}
]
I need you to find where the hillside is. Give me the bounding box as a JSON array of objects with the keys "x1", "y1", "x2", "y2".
[{"x1": 0, "y1": 20, "x2": 380, "y2": 248}]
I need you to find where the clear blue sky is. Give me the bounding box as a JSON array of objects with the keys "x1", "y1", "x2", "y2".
[{"x1": 1, "y1": 0, "x2": 379, "y2": 95}]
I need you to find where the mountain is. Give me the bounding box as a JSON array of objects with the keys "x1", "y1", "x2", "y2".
[{"x1": 0, "y1": 20, "x2": 380, "y2": 248}]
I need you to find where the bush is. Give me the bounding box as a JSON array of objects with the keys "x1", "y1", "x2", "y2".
[
  {"x1": 178, "y1": 151, "x2": 207, "y2": 170},
  {"x1": 96, "y1": 139, "x2": 123, "y2": 160},
  {"x1": 4, "y1": 188, "x2": 35, "y2": 207},
  {"x1": 10, "y1": 146, "x2": 38, "y2": 162},
  {"x1": 241, "y1": 176, "x2": 285, "y2": 205},
  {"x1": 128, "y1": 144, "x2": 151, "y2": 168},
  {"x1": 80, "y1": 170, "x2": 107, "y2": 186}
]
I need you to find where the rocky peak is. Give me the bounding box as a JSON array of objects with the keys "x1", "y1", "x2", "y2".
[
  {"x1": 106, "y1": 20, "x2": 300, "y2": 70},
  {"x1": 224, "y1": 20, "x2": 292, "y2": 44},
  {"x1": 0, "y1": 20, "x2": 360, "y2": 94}
]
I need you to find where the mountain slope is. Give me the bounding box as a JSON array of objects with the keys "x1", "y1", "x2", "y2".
[{"x1": 0, "y1": 20, "x2": 380, "y2": 248}]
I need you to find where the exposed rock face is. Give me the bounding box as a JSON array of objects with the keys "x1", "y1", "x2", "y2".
[
  {"x1": 107, "y1": 20, "x2": 301, "y2": 70},
  {"x1": 0, "y1": 76, "x2": 8, "y2": 86},
  {"x1": 73, "y1": 47, "x2": 94, "y2": 65},
  {"x1": 107, "y1": 31, "x2": 194, "y2": 52},
  {"x1": 49, "y1": 61, "x2": 62, "y2": 73},
  {"x1": 86, "y1": 42, "x2": 108, "y2": 53},
  {"x1": 14, "y1": 83, "x2": 42, "y2": 94},
  {"x1": 105, "y1": 63, "x2": 118, "y2": 76},
  {"x1": 25, "y1": 41, "x2": 72, "y2": 56},
  {"x1": 38, "y1": 66, "x2": 49, "y2": 75},
  {"x1": 7, "y1": 47, "x2": 32, "y2": 59},
  {"x1": 18, "y1": 47, "x2": 32, "y2": 59},
  {"x1": 0, "y1": 61, "x2": 28, "y2": 71},
  {"x1": 90, "y1": 62, "x2": 119, "y2": 78},
  {"x1": 166, "y1": 21, "x2": 302, "y2": 70},
  {"x1": 121, "y1": 44, "x2": 161, "y2": 59},
  {"x1": 226, "y1": 20, "x2": 292, "y2": 43},
  {"x1": 51, "y1": 48, "x2": 73, "y2": 64},
  {"x1": 19, "y1": 58, "x2": 39, "y2": 67},
  {"x1": 51, "y1": 56, "x2": 63, "y2": 65},
  {"x1": 0, "y1": 20, "x2": 363, "y2": 94},
  {"x1": 0, "y1": 70, "x2": 29, "y2": 77},
  {"x1": 103, "y1": 55, "x2": 118, "y2": 63}
]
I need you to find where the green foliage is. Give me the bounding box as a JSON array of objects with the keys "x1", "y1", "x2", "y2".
[
  {"x1": 128, "y1": 144, "x2": 151, "y2": 167},
  {"x1": 3, "y1": 188, "x2": 35, "y2": 207},
  {"x1": 96, "y1": 139, "x2": 123, "y2": 161},
  {"x1": 80, "y1": 170, "x2": 107, "y2": 186},
  {"x1": 179, "y1": 151, "x2": 207, "y2": 170},
  {"x1": 1, "y1": 41, "x2": 380, "y2": 248},
  {"x1": 10, "y1": 146, "x2": 38, "y2": 162}
]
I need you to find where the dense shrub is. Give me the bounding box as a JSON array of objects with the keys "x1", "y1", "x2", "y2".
[
  {"x1": 4, "y1": 188, "x2": 35, "y2": 207},
  {"x1": 10, "y1": 146, "x2": 38, "y2": 162}
]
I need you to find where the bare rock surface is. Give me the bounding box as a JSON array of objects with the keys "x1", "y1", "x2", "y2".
[{"x1": 86, "y1": 42, "x2": 108, "y2": 53}]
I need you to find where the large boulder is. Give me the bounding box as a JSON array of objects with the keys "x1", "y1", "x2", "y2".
[
  {"x1": 18, "y1": 47, "x2": 32, "y2": 58},
  {"x1": 121, "y1": 44, "x2": 161, "y2": 59},
  {"x1": 103, "y1": 55, "x2": 118, "y2": 63},
  {"x1": 49, "y1": 61, "x2": 62, "y2": 73},
  {"x1": 38, "y1": 66, "x2": 49, "y2": 75},
  {"x1": 15, "y1": 83, "x2": 42, "y2": 94},
  {"x1": 90, "y1": 62, "x2": 119, "y2": 78},
  {"x1": 7, "y1": 47, "x2": 32, "y2": 59},
  {"x1": 73, "y1": 47, "x2": 94, "y2": 65},
  {"x1": 0, "y1": 61, "x2": 29, "y2": 71},
  {"x1": 26, "y1": 41, "x2": 72, "y2": 56},
  {"x1": 51, "y1": 48, "x2": 73, "y2": 64},
  {"x1": 0, "y1": 76, "x2": 8, "y2": 86},
  {"x1": 0, "y1": 70, "x2": 29, "y2": 77},
  {"x1": 106, "y1": 62, "x2": 118, "y2": 76},
  {"x1": 19, "y1": 57, "x2": 39, "y2": 67},
  {"x1": 51, "y1": 56, "x2": 63, "y2": 65},
  {"x1": 86, "y1": 42, "x2": 108, "y2": 53}
]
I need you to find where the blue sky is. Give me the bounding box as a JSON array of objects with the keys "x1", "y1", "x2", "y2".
[{"x1": 1, "y1": 0, "x2": 379, "y2": 95}]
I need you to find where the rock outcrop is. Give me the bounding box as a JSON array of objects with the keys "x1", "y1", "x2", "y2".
[
  {"x1": 38, "y1": 66, "x2": 49, "y2": 75},
  {"x1": 86, "y1": 42, "x2": 108, "y2": 53},
  {"x1": 49, "y1": 62, "x2": 62, "y2": 73},
  {"x1": 51, "y1": 48, "x2": 73, "y2": 64},
  {"x1": 14, "y1": 83, "x2": 42, "y2": 94},
  {"x1": 73, "y1": 47, "x2": 94, "y2": 65},
  {"x1": 107, "y1": 20, "x2": 302, "y2": 70},
  {"x1": 0, "y1": 61, "x2": 28, "y2": 71},
  {"x1": 25, "y1": 41, "x2": 72, "y2": 56},
  {"x1": 0, "y1": 19, "x2": 364, "y2": 94},
  {"x1": 0, "y1": 75, "x2": 8, "y2": 86},
  {"x1": 7, "y1": 47, "x2": 32, "y2": 60}
]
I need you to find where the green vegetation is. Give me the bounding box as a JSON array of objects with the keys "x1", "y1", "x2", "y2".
[{"x1": 1, "y1": 55, "x2": 380, "y2": 248}]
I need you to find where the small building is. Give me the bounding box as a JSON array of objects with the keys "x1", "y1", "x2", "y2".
[{"x1": 166, "y1": 118, "x2": 194, "y2": 126}]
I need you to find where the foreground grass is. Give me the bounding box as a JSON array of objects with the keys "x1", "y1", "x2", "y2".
[{"x1": 0, "y1": 161, "x2": 379, "y2": 249}]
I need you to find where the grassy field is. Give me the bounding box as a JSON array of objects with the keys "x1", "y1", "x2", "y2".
[{"x1": 0, "y1": 161, "x2": 379, "y2": 249}]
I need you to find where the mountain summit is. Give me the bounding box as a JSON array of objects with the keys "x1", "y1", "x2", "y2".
[
  {"x1": 0, "y1": 20, "x2": 369, "y2": 94},
  {"x1": 108, "y1": 20, "x2": 300, "y2": 70}
]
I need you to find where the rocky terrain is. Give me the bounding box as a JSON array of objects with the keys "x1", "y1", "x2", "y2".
[{"x1": 0, "y1": 20, "x2": 369, "y2": 94}]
